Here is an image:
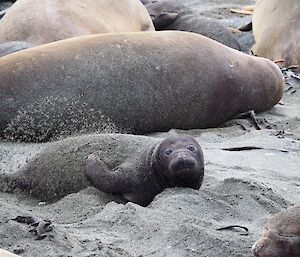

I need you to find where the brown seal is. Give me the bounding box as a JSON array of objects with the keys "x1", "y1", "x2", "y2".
[
  {"x1": 0, "y1": 31, "x2": 284, "y2": 142},
  {"x1": 252, "y1": 204, "x2": 300, "y2": 257},
  {"x1": 85, "y1": 134, "x2": 204, "y2": 206},
  {"x1": 251, "y1": 0, "x2": 300, "y2": 69},
  {"x1": 0, "y1": 0, "x2": 154, "y2": 45},
  {"x1": 0, "y1": 134, "x2": 204, "y2": 206}
]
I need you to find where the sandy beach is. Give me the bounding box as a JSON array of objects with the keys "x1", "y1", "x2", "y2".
[{"x1": 0, "y1": 0, "x2": 299, "y2": 256}]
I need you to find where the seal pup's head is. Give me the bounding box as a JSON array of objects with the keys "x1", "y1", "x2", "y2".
[{"x1": 152, "y1": 135, "x2": 204, "y2": 189}]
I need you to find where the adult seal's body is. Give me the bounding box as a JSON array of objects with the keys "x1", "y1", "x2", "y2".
[
  {"x1": 144, "y1": 0, "x2": 240, "y2": 50},
  {"x1": 0, "y1": 134, "x2": 204, "y2": 206},
  {"x1": 0, "y1": 41, "x2": 32, "y2": 57},
  {"x1": 0, "y1": 0, "x2": 154, "y2": 45},
  {"x1": 251, "y1": 0, "x2": 300, "y2": 69},
  {"x1": 0, "y1": 31, "x2": 284, "y2": 142},
  {"x1": 252, "y1": 204, "x2": 300, "y2": 257}
]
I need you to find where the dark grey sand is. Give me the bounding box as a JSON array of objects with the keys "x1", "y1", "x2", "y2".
[{"x1": 0, "y1": 0, "x2": 300, "y2": 256}]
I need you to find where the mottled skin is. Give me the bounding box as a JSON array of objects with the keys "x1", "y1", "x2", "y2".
[
  {"x1": 0, "y1": 134, "x2": 204, "y2": 206},
  {"x1": 252, "y1": 0, "x2": 300, "y2": 69},
  {"x1": 145, "y1": 0, "x2": 240, "y2": 50},
  {"x1": 85, "y1": 135, "x2": 204, "y2": 206},
  {"x1": 0, "y1": 0, "x2": 154, "y2": 45},
  {"x1": 0, "y1": 41, "x2": 32, "y2": 57},
  {"x1": 252, "y1": 204, "x2": 300, "y2": 257},
  {"x1": 0, "y1": 31, "x2": 284, "y2": 142}
]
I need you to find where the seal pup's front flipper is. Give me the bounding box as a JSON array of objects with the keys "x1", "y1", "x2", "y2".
[{"x1": 85, "y1": 154, "x2": 138, "y2": 194}]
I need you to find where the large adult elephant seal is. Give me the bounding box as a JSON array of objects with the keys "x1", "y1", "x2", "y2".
[
  {"x1": 251, "y1": 0, "x2": 300, "y2": 69},
  {"x1": 0, "y1": 0, "x2": 154, "y2": 45},
  {"x1": 252, "y1": 204, "x2": 300, "y2": 257},
  {"x1": 0, "y1": 31, "x2": 284, "y2": 142},
  {"x1": 144, "y1": 0, "x2": 240, "y2": 50},
  {"x1": 0, "y1": 41, "x2": 32, "y2": 57},
  {"x1": 0, "y1": 134, "x2": 204, "y2": 206}
]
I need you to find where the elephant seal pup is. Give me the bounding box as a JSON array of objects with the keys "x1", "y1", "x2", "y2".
[
  {"x1": 0, "y1": 41, "x2": 32, "y2": 57},
  {"x1": 0, "y1": 134, "x2": 204, "y2": 206},
  {"x1": 251, "y1": 0, "x2": 300, "y2": 69},
  {"x1": 0, "y1": 0, "x2": 154, "y2": 45},
  {"x1": 145, "y1": 0, "x2": 240, "y2": 50},
  {"x1": 85, "y1": 134, "x2": 204, "y2": 206},
  {"x1": 0, "y1": 31, "x2": 284, "y2": 142},
  {"x1": 252, "y1": 204, "x2": 300, "y2": 257}
]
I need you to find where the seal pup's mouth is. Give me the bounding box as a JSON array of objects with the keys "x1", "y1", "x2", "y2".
[
  {"x1": 171, "y1": 167, "x2": 196, "y2": 176},
  {"x1": 168, "y1": 152, "x2": 196, "y2": 172},
  {"x1": 166, "y1": 152, "x2": 204, "y2": 183}
]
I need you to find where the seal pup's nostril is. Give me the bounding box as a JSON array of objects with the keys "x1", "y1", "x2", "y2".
[{"x1": 178, "y1": 153, "x2": 188, "y2": 161}]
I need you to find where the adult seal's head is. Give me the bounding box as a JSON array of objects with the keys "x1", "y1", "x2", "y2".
[
  {"x1": 152, "y1": 135, "x2": 204, "y2": 189},
  {"x1": 252, "y1": 204, "x2": 300, "y2": 257}
]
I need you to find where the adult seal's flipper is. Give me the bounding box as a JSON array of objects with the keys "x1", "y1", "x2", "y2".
[
  {"x1": 0, "y1": 8, "x2": 8, "y2": 19},
  {"x1": 238, "y1": 22, "x2": 252, "y2": 32},
  {"x1": 0, "y1": 41, "x2": 33, "y2": 57},
  {"x1": 152, "y1": 12, "x2": 178, "y2": 30}
]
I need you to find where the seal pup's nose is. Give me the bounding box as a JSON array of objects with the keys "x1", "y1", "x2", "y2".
[
  {"x1": 170, "y1": 152, "x2": 196, "y2": 171},
  {"x1": 178, "y1": 152, "x2": 188, "y2": 161}
]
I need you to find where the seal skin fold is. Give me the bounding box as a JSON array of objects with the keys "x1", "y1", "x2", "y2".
[{"x1": 0, "y1": 31, "x2": 284, "y2": 142}]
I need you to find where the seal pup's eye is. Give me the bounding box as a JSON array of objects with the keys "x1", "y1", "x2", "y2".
[
  {"x1": 164, "y1": 148, "x2": 173, "y2": 157},
  {"x1": 187, "y1": 144, "x2": 195, "y2": 151}
]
